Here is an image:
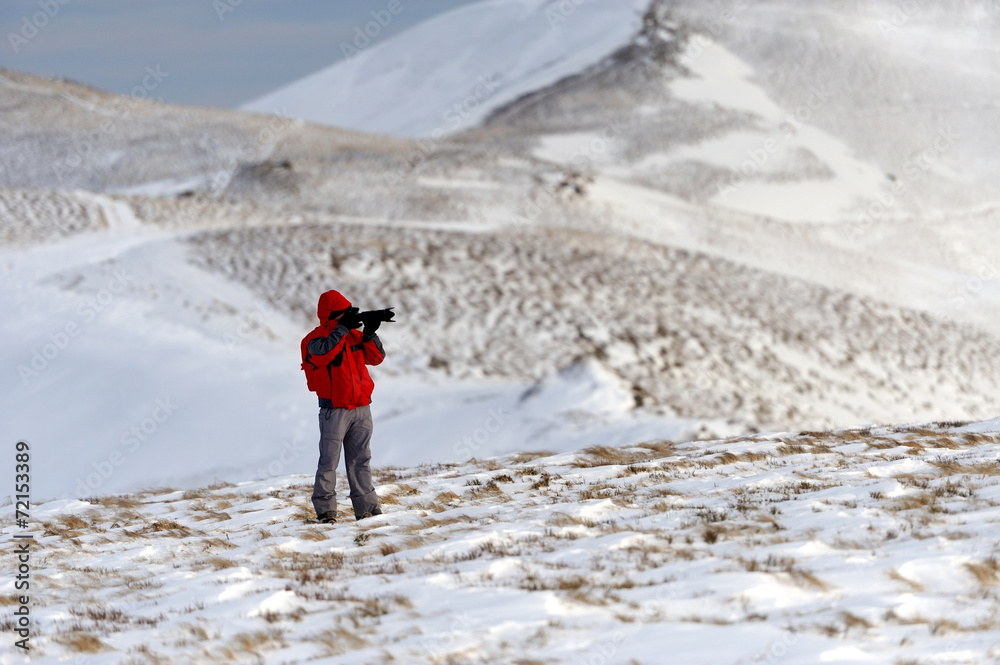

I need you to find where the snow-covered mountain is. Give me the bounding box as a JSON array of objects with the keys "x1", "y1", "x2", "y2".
[
  {"x1": 242, "y1": 0, "x2": 651, "y2": 137},
  {"x1": 4, "y1": 3, "x2": 1000, "y2": 663}
]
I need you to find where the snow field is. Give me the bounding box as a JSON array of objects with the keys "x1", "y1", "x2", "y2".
[{"x1": 3, "y1": 420, "x2": 999, "y2": 664}]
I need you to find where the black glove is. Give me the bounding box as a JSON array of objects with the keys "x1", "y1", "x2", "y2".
[
  {"x1": 338, "y1": 307, "x2": 362, "y2": 329},
  {"x1": 361, "y1": 307, "x2": 394, "y2": 338},
  {"x1": 363, "y1": 318, "x2": 381, "y2": 338}
]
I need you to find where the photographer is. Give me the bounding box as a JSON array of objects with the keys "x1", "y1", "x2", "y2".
[{"x1": 300, "y1": 289, "x2": 391, "y2": 522}]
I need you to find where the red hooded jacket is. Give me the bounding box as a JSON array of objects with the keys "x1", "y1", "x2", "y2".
[{"x1": 301, "y1": 290, "x2": 385, "y2": 409}]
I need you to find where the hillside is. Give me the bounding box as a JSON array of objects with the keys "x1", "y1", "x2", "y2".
[
  {"x1": 3, "y1": 420, "x2": 999, "y2": 663},
  {"x1": 241, "y1": 0, "x2": 651, "y2": 137},
  {"x1": 4, "y1": 0, "x2": 1000, "y2": 496}
]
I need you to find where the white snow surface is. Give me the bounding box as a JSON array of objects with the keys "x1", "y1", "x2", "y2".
[
  {"x1": 3, "y1": 422, "x2": 1000, "y2": 663},
  {"x1": 242, "y1": 0, "x2": 648, "y2": 137},
  {"x1": 0, "y1": 211, "x2": 716, "y2": 503}
]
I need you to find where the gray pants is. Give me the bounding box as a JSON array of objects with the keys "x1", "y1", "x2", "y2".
[{"x1": 312, "y1": 405, "x2": 380, "y2": 520}]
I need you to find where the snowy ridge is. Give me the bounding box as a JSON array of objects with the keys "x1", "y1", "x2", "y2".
[
  {"x1": 4, "y1": 420, "x2": 1000, "y2": 663},
  {"x1": 241, "y1": 0, "x2": 650, "y2": 137}
]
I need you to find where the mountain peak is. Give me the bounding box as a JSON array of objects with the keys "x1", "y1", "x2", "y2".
[{"x1": 242, "y1": 0, "x2": 651, "y2": 137}]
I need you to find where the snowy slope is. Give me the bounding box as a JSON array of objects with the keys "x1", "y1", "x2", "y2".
[
  {"x1": 3, "y1": 420, "x2": 999, "y2": 663},
  {"x1": 241, "y1": 0, "x2": 649, "y2": 137},
  {"x1": 6, "y1": 2, "x2": 1000, "y2": 501},
  {"x1": 0, "y1": 201, "x2": 719, "y2": 502}
]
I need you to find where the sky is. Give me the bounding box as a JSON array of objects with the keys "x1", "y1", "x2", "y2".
[{"x1": 0, "y1": 0, "x2": 483, "y2": 108}]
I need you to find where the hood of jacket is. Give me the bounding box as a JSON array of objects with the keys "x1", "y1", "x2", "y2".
[{"x1": 317, "y1": 289, "x2": 352, "y2": 323}]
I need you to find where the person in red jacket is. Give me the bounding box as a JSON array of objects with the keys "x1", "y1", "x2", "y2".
[{"x1": 301, "y1": 289, "x2": 386, "y2": 522}]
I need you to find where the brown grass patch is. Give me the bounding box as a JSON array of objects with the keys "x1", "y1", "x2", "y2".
[
  {"x1": 636, "y1": 440, "x2": 678, "y2": 457},
  {"x1": 917, "y1": 434, "x2": 962, "y2": 449},
  {"x1": 786, "y1": 567, "x2": 830, "y2": 591},
  {"x1": 230, "y1": 629, "x2": 284, "y2": 655},
  {"x1": 86, "y1": 494, "x2": 142, "y2": 509},
  {"x1": 313, "y1": 627, "x2": 370, "y2": 656},
  {"x1": 961, "y1": 432, "x2": 998, "y2": 446},
  {"x1": 467, "y1": 480, "x2": 506, "y2": 499},
  {"x1": 887, "y1": 569, "x2": 924, "y2": 592},
  {"x1": 405, "y1": 515, "x2": 465, "y2": 533},
  {"x1": 572, "y1": 445, "x2": 645, "y2": 468},
  {"x1": 546, "y1": 512, "x2": 601, "y2": 529},
  {"x1": 530, "y1": 474, "x2": 552, "y2": 490},
  {"x1": 838, "y1": 428, "x2": 874, "y2": 441},
  {"x1": 931, "y1": 459, "x2": 1000, "y2": 476},
  {"x1": 840, "y1": 611, "x2": 872, "y2": 630},
  {"x1": 888, "y1": 491, "x2": 943, "y2": 512},
  {"x1": 965, "y1": 558, "x2": 999, "y2": 587},
  {"x1": 137, "y1": 519, "x2": 193, "y2": 537},
  {"x1": 271, "y1": 550, "x2": 345, "y2": 579},
  {"x1": 509, "y1": 450, "x2": 555, "y2": 463},
  {"x1": 56, "y1": 632, "x2": 109, "y2": 653},
  {"x1": 43, "y1": 513, "x2": 91, "y2": 537},
  {"x1": 201, "y1": 556, "x2": 237, "y2": 571},
  {"x1": 300, "y1": 528, "x2": 329, "y2": 542}
]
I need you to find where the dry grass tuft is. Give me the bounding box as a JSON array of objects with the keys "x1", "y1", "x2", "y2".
[
  {"x1": 467, "y1": 480, "x2": 507, "y2": 500},
  {"x1": 201, "y1": 556, "x2": 237, "y2": 571},
  {"x1": 931, "y1": 459, "x2": 1000, "y2": 476},
  {"x1": 961, "y1": 432, "x2": 998, "y2": 446},
  {"x1": 56, "y1": 632, "x2": 109, "y2": 653},
  {"x1": 965, "y1": 557, "x2": 999, "y2": 587},
  {"x1": 786, "y1": 567, "x2": 830, "y2": 591},
  {"x1": 433, "y1": 491, "x2": 461, "y2": 504},
  {"x1": 572, "y1": 445, "x2": 643, "y2": 468},
  {"x1": 530, "y1": 474, "x2": 552, "y2": 490},
  {"x1": 137, "y1": 519, "x2": 193, "y2": 537},
  {"x1": 86, "y1": 494, "x2": 142, "y2": 509},
  {"x1": 404, "y1": 515, "x2": 466, "y2": 533},
  {"x1": 300, "y1": 528, "x2": 329, "y2": 542},
  {"x1": 510, "y1": 450, "x2": 556, "y2": 463},
  {"x1": 840, "y1": 611, "x2": 873, "y2": 630},
  {"x1": 887, "y1": 569, "x2": 924, "y2": 592},
  {"x1": 314, "y1": 627, "x2": 370, "y2": 656},
  {"x1": 918, "y1": 434, "x2": 962, "y2": 450},
  {"x1": 231, "y1": 629, "x2": 284, "y2": 655},
  {"x1": 43, "y1": 513, "x2": 91, "y2": 537}
]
